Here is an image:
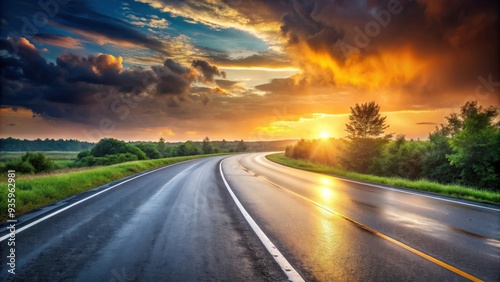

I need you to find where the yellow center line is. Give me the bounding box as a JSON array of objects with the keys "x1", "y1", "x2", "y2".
[{"x1": 237, "y1": 160, "x2": 483, "y2": 282}]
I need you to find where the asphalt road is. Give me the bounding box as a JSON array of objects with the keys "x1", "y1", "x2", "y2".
[
  {"x1": 1, "y1": 153, "x2": 499, "y2": 281},
  {"x1": 0, "y1": 156, "x2": 287, "y2": 281},
  {"x1": 222, "y1": 153, "x2": 500, "y2": 281}
]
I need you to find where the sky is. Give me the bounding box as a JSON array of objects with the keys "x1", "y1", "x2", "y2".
[{"x1": 0, "y1": 0, "x2": 499, "y2": 142}]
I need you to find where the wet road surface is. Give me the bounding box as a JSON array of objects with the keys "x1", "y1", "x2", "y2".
[{"x1": 1, "y1": 153, "x2": 499, "y2": 281}]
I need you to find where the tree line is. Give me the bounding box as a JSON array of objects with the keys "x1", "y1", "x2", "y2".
[
  {"x1": 285, "y1": 101, "x2": 500, "y2": 191},
  {"x1": 0, "y1": 137, "x2": 295, "y2": 153},
  {"x1": 0, "y1": 136, "x2": 296, "y2": 174},
  {"x1": 74, "y1": 137, "x2": 249, "y2": 167},
  {"x1": 0, "y1": 138, "x2": 95, "y2": 151},
  {"x1": 0, "y1": 137, "x2": 250, "y2": 173}
]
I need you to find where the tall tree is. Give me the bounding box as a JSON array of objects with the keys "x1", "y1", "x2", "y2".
[
  {"x1": 345, "y1": 102, "x2": 390, "y2": 139},
  {"x1": 236, "y1": 140, "x2": 248, "y2": 152},
  {"x1": 202, "y1": 137, "x2": 213, "y2": 154},
  {"x1": 157, "y1": 137, "x2": 166, "y2": 154},
  {"x1": 447, "y1": 101, "x2": 500, "y2": 189},
  {"x1": 342, "y1": 101, "x2": 392, "y2": 173}
]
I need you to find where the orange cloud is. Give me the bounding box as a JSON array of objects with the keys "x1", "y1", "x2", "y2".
[
  {"x1": 32, "y1": 34, "x2": 84, "y2": 49},
  {"x1": 295, "y1": 42, "x2": 429, "y2": 89},
  {"x1": 95, "y1": 54, "x2": 123, "y2": 73}
]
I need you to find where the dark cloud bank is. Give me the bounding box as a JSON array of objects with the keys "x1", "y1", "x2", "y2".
[{"x1": 0, "y1": 37, "x2": 226, "y2": 124}]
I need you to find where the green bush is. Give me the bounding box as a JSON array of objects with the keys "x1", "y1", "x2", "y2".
[
  {"x1": 74, "y1": 153, "x2": 139, "y2": 167},
  {"x1": 77, "y1": 149, "x2": 91, "y2": 160},
  {"x1": 74, "y1": 138, "x2": 148, "y2": 167},
  {"x1": 126, "y1": 144, "x2": 147, "y2": 160},
  {"x1": 91, "y1": 138, "x2": 129, "y2": 157},
  {"x1": 18, "y1": 160, "x2": 36, "y2": 174},
  {"x1": 136, "y1": 144, "x2": 161, "y2": 159},
  {"x1": 0, "y1": 152, "x2": 54, "y2": 174},
  {"x1": 21, "y1": 152, "x2": 54, "y2": 172}
]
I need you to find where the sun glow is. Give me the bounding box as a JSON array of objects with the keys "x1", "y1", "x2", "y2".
[{"x1": 319, "y1": 131, "x2": 330, "y2": 140}]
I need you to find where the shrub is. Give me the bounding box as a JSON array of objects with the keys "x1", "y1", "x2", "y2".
[
  {"x1": 21, "y1": 152, "x2": 54, "y2": 173},
  {"x1": 91, "y1": 138, "x2": 129, "y2": 157},
  {"x1": 0, "y1": 152, "x2": 53, "y2": 174},
  {"x1": 136, "y1": 144, "x2": 161, "y2": 159},
  {"x1": 77, "y1": 150, "x2": 91, "y2": 160},
  {"x1": 126, "y1": 144, "x2": 147, "y2": 160}
]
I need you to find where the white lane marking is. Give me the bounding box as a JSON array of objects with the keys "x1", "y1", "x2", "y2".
[
  {"x1": 219, "y1": 160, "x2": 305, "y2": 282},
  {"x1": 0, "y1": 160, "x2": 200, "y2": 242},
  {"x1": 260, "y1": 153, "x2": 500, "y2": 212}
]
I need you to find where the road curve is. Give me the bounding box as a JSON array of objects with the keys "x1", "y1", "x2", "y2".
[
  {"x1": 1, "y1": 153, "x2": 498, "y2": 281},
  {"x1": 221, "y1": 153, "x2": 500, "y2": 281},
  {"x1": 0, "y1": 156, "x2": 287, "y2": 281}
]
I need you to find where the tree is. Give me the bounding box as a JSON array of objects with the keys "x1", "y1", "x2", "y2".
[
  {"x1": 125, "y1": 145, "x2": 147, "y2": 160},
  {"x1": 345, "y1": 101, "x2": 390, "y2": 139},
  {"x1": 446, "y1": 101, "x2": 500, "y2": 189},
  {"x1": 202, "y1": 137, "x2": 213, "y2": 154},
  {"x1": 90, "y1": 138, "x2": 146, "y2": 160},
  {"x1": 77, "y1": 150, "x2": 91, "y2": 160},
  {"x1": 91, "y1": 138, "x2": 129, "y2": 157},
  {"x1": 236, "y1": 140, "x2": 248, "y2": 152},
  {"x1": 157, "y1": 137, "x2": 166, "y2": 154},
  {"x1": 342, "y1": 101, "x2": 392, "y2": 173},
  {"x1": 422, "y1": 131, "x2": 459, "y2": 184},
  {"x1": 371, "y1": 134, "x2": 406, "y2": 176},
  {"x1": 173, "y1": 141, "x2": 202, "y2": 156},
  {"x1": 21, "y1": 152, "x2": 54, "y2": 172},
  {"x1": 285, "y1": 139, "x2": 311, "y2": 159},
  {"x1": 136, "y1": 144, "x2": 161, "y2": 159}
]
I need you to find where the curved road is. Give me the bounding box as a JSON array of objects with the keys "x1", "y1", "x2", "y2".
[{"x1": 1, "y1": 153, "x2": 499, "y2": 281}]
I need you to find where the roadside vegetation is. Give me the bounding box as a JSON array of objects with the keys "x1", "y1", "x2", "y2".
[
  {"x1": 0, "y1": 137, "x2": 249, "y2": 173},
  {"x1": 0, "y1": 154, "x2": 227, "y2": 221},
  {"x1": 0, "y1": 138, "x2": 94, "y2": 151},
  {"x1": 0, "y1": 136, "x2": 252, "y2": 221},
  {"x1": 267, "y1": 153, "x2": 499, "y2": 205},
  {"x1": 280, "y1": 101, "x2": 500, "y2": 204}
]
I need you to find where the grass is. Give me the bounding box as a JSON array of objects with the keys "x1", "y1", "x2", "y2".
[
  {"x1": 53, "y1": 160, "x2": 74, "y2": 169},
  {"x1": 0, "y1": 154, "x2": 227, "y2": 222},
  {"x1": 266, "y1": 153, "x2": 500, "y2": 206}
]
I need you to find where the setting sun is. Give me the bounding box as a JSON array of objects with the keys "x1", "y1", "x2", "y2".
[{"x1": 319, "y1": 131, "x2": 330, "y2": 139}]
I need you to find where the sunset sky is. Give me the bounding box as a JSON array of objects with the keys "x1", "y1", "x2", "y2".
[{"x1": 0, "y1": 0, "x2": 498, "y2": 142}]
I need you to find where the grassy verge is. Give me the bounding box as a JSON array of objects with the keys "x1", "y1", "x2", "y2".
[
  {"x1": 1, "y1": 154, "x2": 227, "y2": 221},
  {"x1": 266, "y1": 153, "x2": 500, "y2": 206}
]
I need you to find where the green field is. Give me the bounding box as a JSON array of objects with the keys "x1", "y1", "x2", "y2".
[
  {"x1": 266, "y1": 153, "x2": 500, "y2": 205},
  {"x1": 0, "y1": 151, "x2": 79, "y2": 161},
  {"x1": 0, "y1": 154, "x2": 227, "y2": 221}
]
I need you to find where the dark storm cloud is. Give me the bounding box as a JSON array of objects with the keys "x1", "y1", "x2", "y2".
[
  {"x1": 245, "y1": 0, "x2": 499, "y2": 108},
  {"x1": 0, "y1": 37, "x2": 226, "y2": 123},
  {"x1": 199, "y1": 47, "x2": 292, "y2": 69},
  {"x1": 53, "y1": 1, "x2": 167, "y2": 53},
  {"x1": 192, "y1": 59, "x2": 226, "y2": 83},
  {"x1": 280, "y1": 0, "x2": 346, "y2": 46},
  {"x1": 215, "y1": 79, "x2": 240, "y2": 89},
  {"x1": 255, "y1": 77, "x2": 301, "y2": 94},
  {"x1": 2, "y1": 0, "x2": 167, "y2": 54},
  {"x1": 255, "y1": 73, "x2": 334, "y2": 96}
]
